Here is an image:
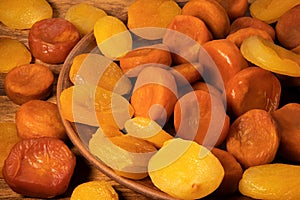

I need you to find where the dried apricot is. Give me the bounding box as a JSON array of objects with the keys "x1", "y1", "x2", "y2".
[
  {"x1": 226, "y1": 109, "x2": 280, "y2": 168},
  {"x1": 215, "y1": 0, "x2": 248, "y2": 20},
  {"x1": 239, "y1": 164, "x2": 300, "y2": 199},
  {"x1": 59, "y1": 84, "x2": 134, "y2": 129},
  {"x1": 127, "y1": 0, "x2": 181, "y2": 40},
  {"x1": 0, "y1": 38, "x2": 31, "y2": 73},
  {"x1": 89, "y1": 128, "x2": 157, "y2": 180},
  {"x1": 71, "y1": 180, "x2": 118, "y2": 200},
  {"x1": 29, "y1": 18, "x2": 81, "y2": 64},
  {"x1": 5, "y1": 63, "x2": 54, "y2": 105},
  {"x1": 69, "y1": 53, "x2": 132, "y2": 95},
  {"x1": 171, "y1": 63, "x2": 203, "y2": 87},
  {"x1": 125, "y1": 116, "x2": 173, "y2": 148},
  {"x1": 65, "y1": 3, "x2": 107, "y2": 35},
  {"x1": 0, "y1": 122, "x2": 20, "y2": 178},
  {"x1": 3, "y1": 137, "x2": 76, "y2": 198},
  {"x1": 182, "y1": 0, "x2": 230, "y2": 39},
  {"x1": 0, "y1": 0, "x2": 52, "y2": 29},
  {"x1": 131, "y1": 67, "x2": 178, "y2": 126},
  {"x1": 174, "y1": 90, "x2": 229, "y2": 147},
  {"x1": 148, "y1": 138, "x2": 224, "y2": 199},
  {"x1": 16, "y1": 100, "x2": 66, "y2": 140},
  {"x1": 226, "y1": 67, "x2": 281, "y2": 117},
  {"x1": 241, "y1": 36, "x2": 300, "y2": 77},
  {"x1": 272, "y1": 103, "x2": 300, "y2": 162},
  {"x1": 249, "y1": 0, "x2": 300, "y2": 23},
  {"x1": 94, "y1": 15, "x2": 132, "y2": 59}
]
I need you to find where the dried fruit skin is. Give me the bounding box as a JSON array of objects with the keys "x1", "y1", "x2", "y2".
[
  {"x1": 239, "y1": 164, "x2": 300, "y2": 200},
  {"x1": 225, "y1": 67, "x2": 281, "y2": 117},
  {"x1": 0, "y1": 0, "x2": 52, "y2": 29},
  {"x1": 71, "y1": 180, "x2": 118, "y2": 200},
  {"x1": 148, "y1": 138, "x2": 224, "y2": 199},
  {"x1": 16, "y1": 100, "x2": 66, "y2": 140},
  {"x1": 0, "y1": 38, "x2": 31, "y2": 73},
  {"x1": 215, "y1": 0, "x2": 248, "y2": 20},
  {"x1": 29, "y1": 18, "x2": 81, "y2": 64},
  {"x1": 226, "y1": 109, "x2": 280, "y2": 168},
  {"x1": 127, "y1": 0, "x2": 181, "y2": 40},
  {"x1": 3, "y1": 137, "x2": 76, "y2": 198},
  {"x1": 5, "y1": 64, "x2": 54, "y2": 105},
  {"x1": 65, "y1": 3, "x2": 107, "y2": 35}
]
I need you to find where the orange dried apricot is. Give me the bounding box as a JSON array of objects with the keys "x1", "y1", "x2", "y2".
[
  {"x1": 0, "y1": 0, "x2": 52, "y2": 29},
  {"x1": 3, "y1": 137, "x2": 76, "y2": 198},
  {"x1": 0, "y1": 38, "x2": 31, "y2": 73},
  {"x1": 148, "y1": 138, "x2": 224, "y2": 199},
  {"x1": 69, "y1": 53, "x2": 132, "y2": 95},
  {"x1": 65, "y1": 3, "x2": 107, "y2": 35},
  {"x1": 215, "y1": 0, "x2": 248, "y2": 20},
  {"x1": 59, "y1": 84, "x2": 134, "y2": 129},
  {"x1": 71, "y1": 180, "x2": 118, "y2": 200},
  {"x1": 127, "y1": 0, "x2": 181, "y2": 40}
]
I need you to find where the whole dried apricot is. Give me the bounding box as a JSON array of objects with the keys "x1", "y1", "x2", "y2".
[
  {"x1": 65, "y1": 3, "x2": 107, "y2": 35},
  {"x1": 215, "y1": 0, "x2": 248, "y2": 20},
  {"x1": 3, "y1": 137, "x2": 76, "y2": 198},
  {"x1": 71, "y1": 180, "x2": 118, "y2": 200},
  {"x1": 59, "y1": 84, "x2": 134, "y2": 129},
  {"x1": 239, "y1": 164, "x2": 300, "y2": 199},
  {"x1": 0, "y1": 38, "x2": 31, "y2": 73},
  {"x1": 15, "y1": 100, "x2": 66, "y2": 140},
  {"x1": 29, "y1": 18, "x2": 81, "y2": 64},
  {"x1": 226, "y1": 109, "x2": 280, "y2": 168},
  {"x1": 148, "y1": 138, "x2": 224, "y2": 199},
  {"x1": 69, "y1": 53, "x2": 132, "y2": 95},
  {"x1": 5, "y1": 63, "x2": 54, "y2": 105},
  {"x1": 0, "y1": 0, "x2": 52, "y2": 29},
  {"x1": 94, "y1": 15, "x2": 132, "y2": 59}
]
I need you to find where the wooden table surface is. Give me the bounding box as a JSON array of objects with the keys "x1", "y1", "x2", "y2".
[{"x1": 0, "y1": 0, "x2": 155, "y2": 199}]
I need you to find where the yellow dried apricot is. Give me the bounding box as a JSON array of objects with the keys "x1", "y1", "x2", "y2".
[
  {"x1": 65, "y1": 3, "x2": 107, "y2": 36},
  {"x1": 250, "y1": 0, "x2": 300, "y2": 24},
  {"x1": 0, "y1": 0, "x2": 52, "y2": 29},
  {"x1": 148, "y1": 138, "x2": 224, "y2": 199},
  {"x1": 239, "y1": 164, "x2": 300, "y2": 199},
  {"x1": 241, "y1": 36, "x2": 300, "y2": 77},
  {"x1": 124, "y1": 117, "x2": 173, "y2": 148},
  {"x1": 0, "y1": 38, "x2": 31, "y2": 73},
  {"x1": 127, "y1": 0, "x2": 181, "y2": 40},
  {"x1": 59, "y1": 84, "x2": 134, "y2": 129},
  {"x1": 94, "y1": 16, "x2": 132, "y2": 60},
  {"x1": 71, "y1": 180, "x2": 118, "y2": 200},
  {"x1": 89, "y1": 128, "x2": 157, "y2": 180},
  {"x1": 69, "y1": 53, "x2": 132, "y2": 95}
]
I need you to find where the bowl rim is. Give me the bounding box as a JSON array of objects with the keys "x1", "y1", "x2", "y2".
[{"x1": 56, "y1": 31, "x2": 177, "y2": 200}]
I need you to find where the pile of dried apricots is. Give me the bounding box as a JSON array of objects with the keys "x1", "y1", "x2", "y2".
[{"x1": 1, "y1": 0, "x2": 300, "y2": 199}]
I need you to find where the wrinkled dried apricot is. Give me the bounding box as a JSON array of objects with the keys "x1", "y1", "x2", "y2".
[
  {"x1": 16, "y1": 100, "x2": 66, "y2": 140},
  {"x1": 0, "y1": 0, "x2": 52, "y2": 29},
  {"x1": 148, "y1": 138, "x2": 224, "y2": 199},
  {"x1": 65, "y1": 3, "x2": 107, "y2": 35},
  {"x1": 0, "y1": 122, "x2": 20, "y2": 178},
  {"x1": 71, "y1": 180, "x2": 118, "y2": 200},
  {"x1": 127, "y1": 0, "x2": 181, "y2": 40},
  {"x1": 131, "y1": 67, "x2": 178, "y2": 126},
  {"x1": 239, "y1": 164, "x2": 300, "y2": 199},
  {"x1": 3, "y1": 137, "x2": 76, "y2": 198},
  {"x1": 59, "y1": 84, "x2": 134, "y2": 129},
  {"x1": 250, "y1": 0, "x2": 300, "y2": 23},
  {"x1": 94, "y1": 15, "x2": 132, "y2": 59},
  {"x1": 89, "y1": 128, "x2": 157, "y2": 180},
  {"x1": 69, "y1": 53, "x2": 132, "y2": 95},
  {"x1": 226, "y1": 109, "x2": 280, "y2": 168},
  {"x1": 241, "y1": 36, "x2": 300, "y2": 77},
  {"x1": 0, "y1": 38, "x2": 31, "y2": 73},
  {"x1": 125, "y1": 117, "x2": 173, "y2": 148},
  {"x1": 5, "y1": 63, "x2": 54, "y2": 105}
]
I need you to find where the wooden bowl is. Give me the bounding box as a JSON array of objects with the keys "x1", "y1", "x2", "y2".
[{"x1": 56, "y1": 31, "x2": 179, "y2": 200}]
